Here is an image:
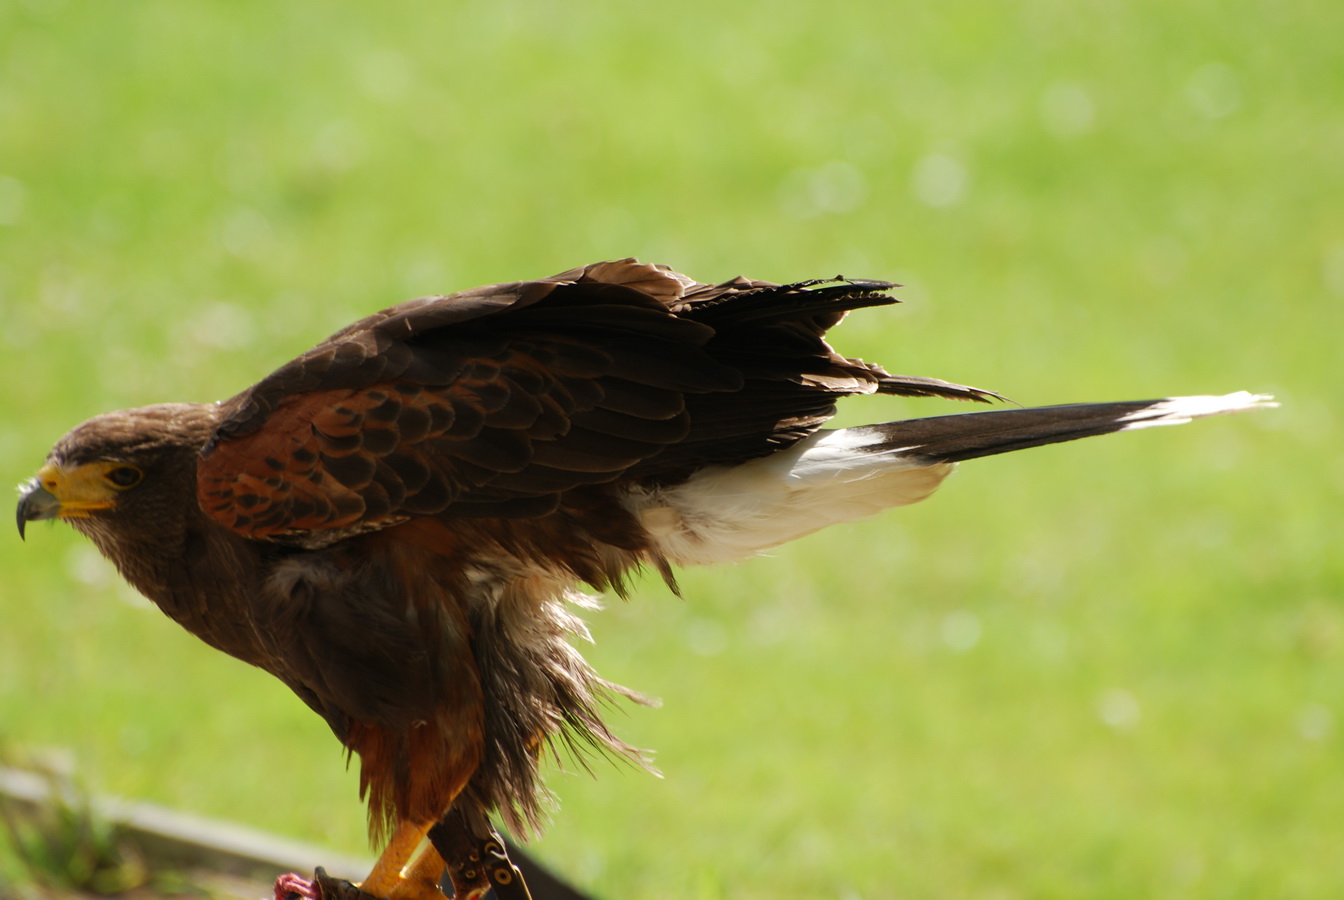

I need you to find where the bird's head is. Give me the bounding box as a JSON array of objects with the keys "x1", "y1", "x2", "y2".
[{"x1": 17, "y1": 403, "x2": 222, "y2": 548}]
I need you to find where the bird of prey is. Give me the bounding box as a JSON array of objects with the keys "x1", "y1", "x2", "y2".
[{"x1": 17, "y1": 259, "x2": 1270, "y2": 899}]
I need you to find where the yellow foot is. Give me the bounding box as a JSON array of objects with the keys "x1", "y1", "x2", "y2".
[
  {"x1": 358, "y1": 820, "x2": 446, "y2": 900},
  {"x1": 382, "y1": 842, "x2": 448, "y2": 900},
  {"x1": 381, "y1": 876, "x2": 445, "y2": 900}
]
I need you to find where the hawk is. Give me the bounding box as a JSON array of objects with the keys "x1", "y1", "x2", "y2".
[{"x1": 16, "y1": 259, "x2": 1269, "y2": 899}]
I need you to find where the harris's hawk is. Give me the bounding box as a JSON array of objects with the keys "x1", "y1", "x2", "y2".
[{"x1": 17, "y1": 259, "x2": 1270, "y2": 899}]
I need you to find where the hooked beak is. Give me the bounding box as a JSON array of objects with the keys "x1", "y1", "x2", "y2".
[{"x1": 16, "y1": 477, "x2": 62, "y2": 540}]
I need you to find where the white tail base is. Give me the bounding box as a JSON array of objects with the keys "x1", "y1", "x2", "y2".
[{"x1": 626, "y1": 429, "x2": 952, "y2": 567}]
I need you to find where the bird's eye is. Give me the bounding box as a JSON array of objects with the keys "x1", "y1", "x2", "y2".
[{"x1": 105, "y1": 465, "x2": 143, "y2": 489}]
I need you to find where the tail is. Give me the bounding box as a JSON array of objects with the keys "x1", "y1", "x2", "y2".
[
  {"x1": 849, "y1": 391, "x2": 1276, "y2": 464},
  {"x1": 635, "y1": 392, "x2": 1274, "y2": 567}
]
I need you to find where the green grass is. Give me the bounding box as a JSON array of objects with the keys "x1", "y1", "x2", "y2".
[{"x1": 2, "y1": 0, "x2": 1340, "y2": 897}]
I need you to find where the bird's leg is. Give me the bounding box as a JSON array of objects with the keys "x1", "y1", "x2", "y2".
[
  {"x1": 276, "y1": 845, "x2": 444, "y2": 900},
  {"x1": 388, "y1": 842, "x2": 448, "y2": 900},
  {"x1": 359, "y1": 819, "x2": 435, "y2": 898},
  {"x1": 428, "y1": 811, "x2": 533, "y2": 900}
]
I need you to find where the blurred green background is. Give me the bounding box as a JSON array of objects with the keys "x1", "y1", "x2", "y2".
[{"x1": 1, "y1": 0, "x2": 1340, "y2": 897}]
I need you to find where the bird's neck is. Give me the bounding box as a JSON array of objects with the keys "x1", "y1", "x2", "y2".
[{"x1": 87, "y1": 511, "x2": 275, "y2": 668}]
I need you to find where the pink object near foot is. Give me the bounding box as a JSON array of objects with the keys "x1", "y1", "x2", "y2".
[{"x1": 275, "y1": 871, "x2": 319, "y2": 900}]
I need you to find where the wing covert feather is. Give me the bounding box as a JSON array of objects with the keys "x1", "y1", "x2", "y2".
[{"x1": 197, "y1": 259, "x2": 992, "y2": 543}]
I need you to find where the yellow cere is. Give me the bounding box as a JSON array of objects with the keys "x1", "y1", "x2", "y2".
[{"x1": 35, "y1": 460, "x2": 142, "y2": 517}]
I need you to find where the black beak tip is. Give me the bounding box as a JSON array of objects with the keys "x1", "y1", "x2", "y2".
[{"x1": 16, "y1": 478, "x2": 52, "y2": 541}]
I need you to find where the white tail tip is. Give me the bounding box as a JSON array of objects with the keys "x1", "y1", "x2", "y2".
[{"x1": 1120, "y1": 392, "x2": 1277, "y2": 431}]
